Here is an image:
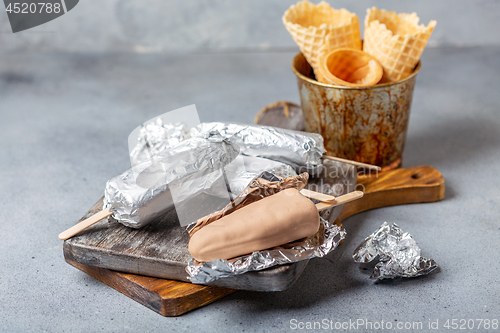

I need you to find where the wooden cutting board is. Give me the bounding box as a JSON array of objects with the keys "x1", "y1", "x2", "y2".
[{"x1": 64, "y1": 165, "x2": 444, "y2": 316}]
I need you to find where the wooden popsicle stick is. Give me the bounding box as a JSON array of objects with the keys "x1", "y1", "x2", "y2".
[
  {"x1": 300, "y1": 188, "x2": 335, "y2": 202},
  {"x1": 315, "y1": 190, "x2": 364, "y2": 211},
  {"x1": 59, "y1": 208, "x2": 112, "y2": 240},
  {"x1": 301, "y1": 188, "x2": 364, "y2": 211},
  {"x1": 323, "y1": 155, "x2": 381, "y2": 171}
]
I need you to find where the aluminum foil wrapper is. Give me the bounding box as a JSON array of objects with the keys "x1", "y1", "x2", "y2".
[
  {"x1": 353, "y1": 222, "x2": 438, "y2": 280},
  {"x1": 105, "y1": 134, "x2": 297, "y2": 228},
  {"x1": 224, "y1": 155, "x2": 296, "y2": 195},
  {"x1": 129, "y1": 118, "x2": 190, "y2": 167},
  {"x1": 190, "y1": 122, "x2": 326, "y2": 173},
  {"x1": 104, "y1": 132, "x2": 239, "y2": 228},
  {"x1": 186, "y1": 218, "x2": 346, "y2": 284}
]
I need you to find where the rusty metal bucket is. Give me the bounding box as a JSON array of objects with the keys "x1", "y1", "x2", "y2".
[{"x1": 292, "y1": 52, "x2": 420, "y2": 169}]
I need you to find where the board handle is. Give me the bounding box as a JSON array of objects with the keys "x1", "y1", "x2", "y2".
[
  {"x1": 338, "y1": 165, "x2": 445, "y2": 223},
  {"x1": 59, "y1": 208, "x2": 112, "y2": 240}
]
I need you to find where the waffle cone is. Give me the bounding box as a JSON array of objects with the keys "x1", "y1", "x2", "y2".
[
  {"x1": 283, "y1": 1, "x2": 361, "y2": 77},
  {"x1": 363, "y1": 7, "x2": 436, "y2": 82},
  {"x1": 318, "y1": 48, "x2": 383, "y2": 87}
]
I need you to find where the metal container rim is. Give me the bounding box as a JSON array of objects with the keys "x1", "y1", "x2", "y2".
[{"x1": 291, "y1": 52, "x2": 421, "y2": 90}]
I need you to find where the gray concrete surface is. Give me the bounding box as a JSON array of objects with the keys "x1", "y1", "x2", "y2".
[
  {"x1": 1, "y1": 0, "x2": 500, "y2": 53},
  {"x1": 1, "y1": 46, "x2": 500, "y2": 332}
]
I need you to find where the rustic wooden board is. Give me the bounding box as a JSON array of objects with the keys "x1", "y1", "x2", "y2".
[
  {"x1": 66, "y1": 259, "x2": 236, "y2": 317},
  {"x1": 65, "y1": 164, "x2": 444, "y2": 316}
]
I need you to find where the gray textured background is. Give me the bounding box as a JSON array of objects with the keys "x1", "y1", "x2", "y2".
[
  {"x1": 1, "y1": 0, "x2": 500, "y2": 53},
  {"x1": 1, "y1": 1, "x2": 500, "y2": 332}
]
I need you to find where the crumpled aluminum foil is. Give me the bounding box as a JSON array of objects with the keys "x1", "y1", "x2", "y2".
[
  {"x1": 129, "y1": 118, "x2": 190, "y2": 167},
  {"x1": 190, "y1": 122, "x2": 326, "y2": 173},
  {"x1": 104, "y1": 132, "x2": 240, "y2": 228},
  {"x1": 186, "y1": 218, "x2": 346, "y2": 284},
  {"x1": 353, "y1": 222, "x2": 438, "y2": 280}
]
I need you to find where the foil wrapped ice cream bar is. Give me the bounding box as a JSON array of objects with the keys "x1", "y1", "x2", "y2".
[
  {"x1": 107, "y1": 120, "x2": 326, "y2": 229},
  {"x1": 191, "y1": 122, "x2": 326, "y2": 172},
  {"x1": 104, "y1": 132, "x2": 239, "y2": 228},
  {"x1": 353, "y1": 222, "x2": 438, "y2": 280},
  {"x1": 105, "y1": 131, "x2": 297, "y2": 228}
]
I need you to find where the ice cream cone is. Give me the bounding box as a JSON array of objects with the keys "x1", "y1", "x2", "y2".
[
  {"x1": 363, "y1": 7, "x2": 436, "y2": 82},
  {"x1": 283, "y1": 1, "x2": 361, "y2": 78},
  {"x1": 318, "y1": 48, "x2": 383, "y2": 87}
]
